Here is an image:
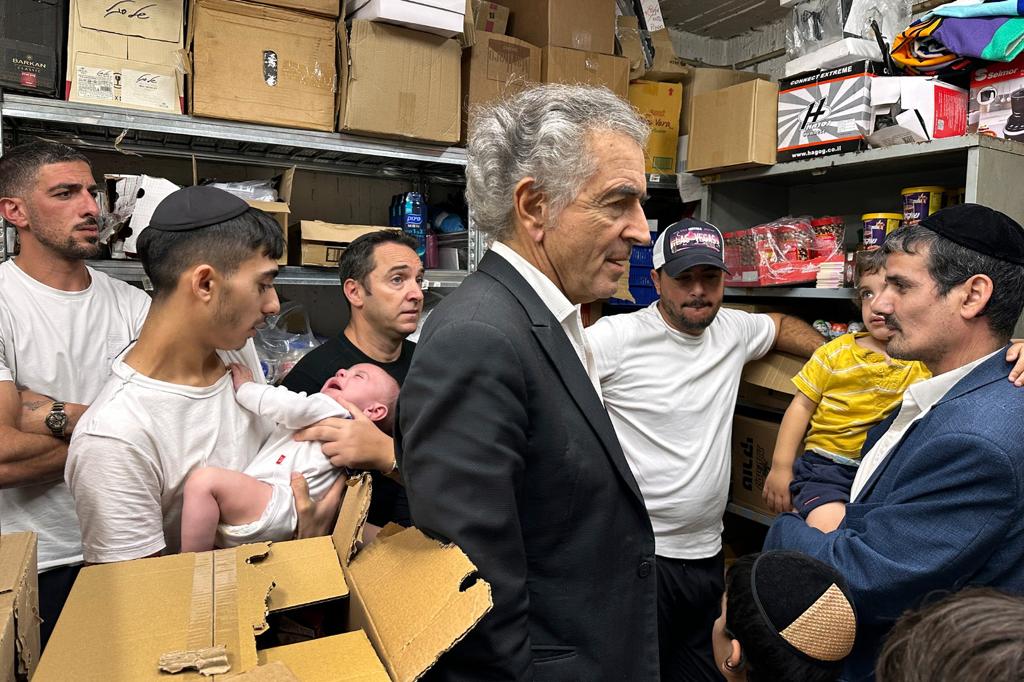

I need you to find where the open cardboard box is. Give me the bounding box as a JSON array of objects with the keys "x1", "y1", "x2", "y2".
[
  {"x1": 299, "y1": 222, "x2": 397, "y2": 267},
  {"x1": 34, "y1": 475, "x2": 492, "y2": 681},
  {"x1": 0, "y1": 532, "x2": 39, "y2": 682}
]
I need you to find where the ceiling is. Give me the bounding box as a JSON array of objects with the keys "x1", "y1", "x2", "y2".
[{"x1": 659, "y1": 0, "x2": 790, "y2": 38}]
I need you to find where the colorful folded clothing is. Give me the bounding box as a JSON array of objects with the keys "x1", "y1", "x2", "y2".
[
  {"x1": 891, "y1": 16, "x2": 975, "y2": 74},
  {"x1": 934, "y1": 0, "x2": 1024, "y2": 19},
  {"x1": 934, "y1": 15, "x2": 1024, "y2": 61}
]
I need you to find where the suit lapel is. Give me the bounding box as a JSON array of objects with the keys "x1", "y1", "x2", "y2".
[
  {"x1": 858, "y1": 348, "x2": 1011, "y2": 501},
  {"x1": 478, "y1": 252, "x2": 646, "y2": 505}
]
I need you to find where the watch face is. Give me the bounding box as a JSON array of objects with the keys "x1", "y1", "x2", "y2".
[{"x1": 46, "y1": 411, "x2": 67, "y2": 430}]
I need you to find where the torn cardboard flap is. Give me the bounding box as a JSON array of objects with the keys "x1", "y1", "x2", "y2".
[
  {"x1": 0, "y1": 532, "x2": 39, "y2": 680},
  {"x1": 347, "y1": 528, "x2": 493, "y2": 682}
]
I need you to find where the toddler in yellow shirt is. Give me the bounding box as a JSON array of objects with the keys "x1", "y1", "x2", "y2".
[{"x1": 763, "y1": 250, "x2": 929, "y2": 532}]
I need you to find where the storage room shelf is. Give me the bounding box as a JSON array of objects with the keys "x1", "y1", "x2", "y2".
[
  {"x1": 0, "y1": 93, "x2": 467, "y2": 181},
  {"x1": 88, "y1": 260, "x2": 467, "y2": 289},
  {"x1": 704, "y1": 135, "x2": 1024, "y2": 186},
  {"x1": 725, "y1": 502, "x2": 775, "y2": 527},
  {"x1": 724, "y1": 287, "x2": 855, "y2": 299}
]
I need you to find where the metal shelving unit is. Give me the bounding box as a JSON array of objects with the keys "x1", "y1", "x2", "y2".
[
  {"x1": 725, "y1": 286, "x2": 854, "y2": 299},
  {"x1": 0, "y1": 93, "x2": 477, "y2": 286},
  {"x1": 88, "y1": 260, "x2": 467, "y2": 290},
  {"x1": 0, "y1": 94, "x2": 467, "y2": 181}
]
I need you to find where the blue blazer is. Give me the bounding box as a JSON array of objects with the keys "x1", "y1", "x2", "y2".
[{"x1": 765, "y1": 348, "x2": 1024, "y2": 681}]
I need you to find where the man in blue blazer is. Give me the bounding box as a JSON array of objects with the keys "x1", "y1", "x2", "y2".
[{"x1": 765, "y1": 203, "x2": 1024, "y2": 681}]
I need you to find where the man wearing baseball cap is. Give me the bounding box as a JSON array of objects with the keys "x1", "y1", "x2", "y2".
[
  {"x1": 766, "y1": 203, "x2": 1024, "y2": 681},
  {"x1": 587, "y1": 217, "x2": 826, "y2": 682}
]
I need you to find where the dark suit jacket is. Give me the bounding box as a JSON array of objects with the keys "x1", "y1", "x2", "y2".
[
  {"x1": 396, "y1": 251, "x2": 659, "y2": 681},
  {"x1": 765, "y1": 349, "x2": 1024, "y2": 681}
]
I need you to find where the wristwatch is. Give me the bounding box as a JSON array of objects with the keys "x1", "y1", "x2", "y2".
[{"x1": 45, "y1": 402, "x2": 68, "y2": 438}]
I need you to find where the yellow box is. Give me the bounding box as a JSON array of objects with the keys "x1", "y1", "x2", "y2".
[{"x1": 629, "y1": 80, "x2": 683, "y2": 174}]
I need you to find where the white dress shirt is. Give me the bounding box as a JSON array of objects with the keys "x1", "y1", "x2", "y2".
[
  {"x1": 489, "y1": 242, "x2": 603, "y2": 401},
  {"x1": 850, "y1": 348, "x2": 1000, "y2": 502}
]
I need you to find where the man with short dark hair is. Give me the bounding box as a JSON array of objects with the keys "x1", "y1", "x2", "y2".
[
  {"x1": 283, "y1": 229, "x2": 423, "y2": 527},
  {"x1": 766, "y1": 203, "x2": 1024, "y2": 681},
  {"x1": 67, "y1": 185, "x2": 342, "y2": 563},
  {"x1": 0, "y1": 141, "x2": 151, "y2": 645}
]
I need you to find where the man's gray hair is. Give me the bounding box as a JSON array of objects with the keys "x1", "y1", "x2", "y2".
[{"x1": 465, "y1": 84, "x2": 650, "y2": 242}]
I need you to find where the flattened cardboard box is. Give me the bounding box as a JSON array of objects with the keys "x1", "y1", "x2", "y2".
[
  {"x1": 687, "y1": 79, "x2": 778, "y2": 175},
  {"x1": 463, "y1": 32, "x2": 541, "y2": 134},
  {"x1": 0, "y1": 533, "x2": 40, "y2": 682},
  {"x1": 189, "y1": 0, "x2": 337, "y2": 132},
  {"x1": 65, "y1": 0, "x2": 185, "y2": 114},
  {"x1": 542, "y1": 46, "x2": 628, "y2": 101},
  {"x1": 503, "y1": 0, "x2": 615, "y2": 55},
  {"x1": 300, "y1": 222, "x2": 395, "y2": 267},
  {"x1": 35, "y1": 475, "x2": 492, "y2": 681},
  {"x1": 339, "y1": 20, "x2": 461, "y2": 143}
]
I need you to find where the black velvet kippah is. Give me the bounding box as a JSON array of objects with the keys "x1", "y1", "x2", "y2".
[
  {"x1": 919, "y1": 203, "x2": 1024, "y2": 265},
  {"x1": 147, "y1": 185, "x2": 249, "y2": 232},
  {"x1": 750, "y1": 551, "x2": 857, "y2": 663}
]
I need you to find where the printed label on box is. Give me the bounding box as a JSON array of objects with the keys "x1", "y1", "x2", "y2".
[
  {"x1": 122, "y1": 69, "x2": 176, "y2": 110},
  {"x1": 75, "y1": 65, "x2": 116, "y2": 101}
]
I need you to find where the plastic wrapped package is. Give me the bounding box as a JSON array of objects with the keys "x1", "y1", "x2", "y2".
[
  {"x1": 787, "y1": 0, "x2": 911, "y2": 60},
  {"x1": 254, "y1": 302, "x2": 322, "y2": 385},
  {"x1": 205, "y1": 179, "x2": 279, "y2": 203},
  {"x1": 726, "y1": 216, "x2": 845, "y2": 286}
]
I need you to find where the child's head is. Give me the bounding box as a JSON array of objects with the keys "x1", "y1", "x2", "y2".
[
  {"x1": 876, "y1": 588, "x2": 1024, "y2": 682},
  {"x1": 712, "y1": 551, "x2": 857, "y2": 682},
  {"x1": 856, "y1": 249, "x2": 891, "y2": 342},
  {"x1": 320, "y1": 363, "x2": 400, "y2": 433}
]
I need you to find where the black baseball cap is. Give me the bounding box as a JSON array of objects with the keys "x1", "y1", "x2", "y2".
[{"x1": 652, "y1": 218, "x2": 730, "y2": 277}]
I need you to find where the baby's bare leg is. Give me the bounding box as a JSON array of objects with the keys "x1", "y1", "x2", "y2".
[
  {"x1": 806, "y1": 501, "x2": 847, "y2": 533},
  {"x1": 181, "y1": 467, "x2": 275, "y2": 552}
]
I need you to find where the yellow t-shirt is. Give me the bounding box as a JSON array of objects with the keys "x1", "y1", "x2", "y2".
[{"x1": 792, "y1": 333, "x2": 932, "y2": 460}]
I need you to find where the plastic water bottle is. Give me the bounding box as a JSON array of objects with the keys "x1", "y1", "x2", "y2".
[{"x1": 402, "y1": 192, "x2": 428, "y2": 264}]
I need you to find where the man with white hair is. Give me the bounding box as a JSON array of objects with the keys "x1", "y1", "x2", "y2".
[{"x1": 397, "y1": 85, "x2": 659, "y2": 680}]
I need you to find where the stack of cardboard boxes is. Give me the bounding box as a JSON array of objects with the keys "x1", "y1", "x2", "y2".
[{"x1": 503, "y1": 0, "x2": 627, "y2": 99}]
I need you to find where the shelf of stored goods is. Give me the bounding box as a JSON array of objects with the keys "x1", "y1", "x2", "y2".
[
  {"x1": 700, "y1": 135, "x2": 1024, "y2": 335},
  {"x1": 699, "y1": 135, "x2": 1024, "y2": 235},
  {"x1": 724, "y1": 287, "x2": 855, "y2": 299},
  {"x1": 0, "y1": 92, "x2": 480, "y2": 280},
  {"x1": 87, "y1": 260, "x2": 467, "y2": 290}
]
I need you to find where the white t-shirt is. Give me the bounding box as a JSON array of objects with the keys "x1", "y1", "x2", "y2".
[
  {"x1": 587, "y1": 303, "x2": 776, "y2": 559},
  {"x1": 0, "y1": 261, "x2": 151, "y2": 571},
  {"x1": 66, "y1": 344, "x2": 273, "y2": 563},
  {"x1": 235, "y1": 383, "x2": 348, "y2": 497}
]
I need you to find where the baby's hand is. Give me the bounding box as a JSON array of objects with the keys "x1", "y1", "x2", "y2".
[
  {"x1": 763, "y1": 465, "x2": 794, "y2": 514},
  {"x1": 230, "y1": 363, "x2": 254, "y2": 392}
]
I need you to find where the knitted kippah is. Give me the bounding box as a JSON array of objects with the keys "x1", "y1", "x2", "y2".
[{"x1": 751, "y1": 551, "x2": 857, "y2": 662}]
